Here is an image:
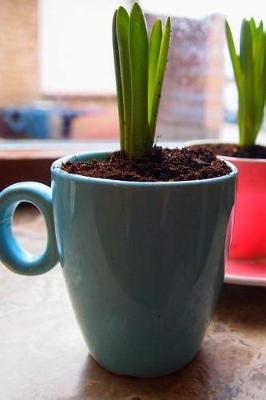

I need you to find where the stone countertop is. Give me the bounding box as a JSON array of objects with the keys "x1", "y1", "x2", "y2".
[{"x1": 0, "y1": 206, "x2": 265, "y2": 400}]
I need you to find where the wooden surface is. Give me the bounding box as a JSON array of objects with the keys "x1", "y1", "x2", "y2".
[{"x1": 0, "y1": 206, "x2": 266, "y2": 400}]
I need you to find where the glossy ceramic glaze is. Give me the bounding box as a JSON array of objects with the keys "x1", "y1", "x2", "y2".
[{"x1": 0, "y1": 152, "x2": 237, "y2": 377}]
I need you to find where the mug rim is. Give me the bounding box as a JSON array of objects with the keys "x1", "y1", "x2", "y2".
[{"x1": 51, "y1": 151, "x2": 237, "y2": 187}]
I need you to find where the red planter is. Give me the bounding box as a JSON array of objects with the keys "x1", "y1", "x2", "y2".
[
  {"x1": 225, "y1": 157, "x2": 266, "y2": 260},
  {"x1": 185, "y1": 140, "x2": 266, "y2": 284}
]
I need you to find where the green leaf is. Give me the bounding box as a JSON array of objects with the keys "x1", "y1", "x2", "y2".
[
  {"x1": 264, "y1": 31, "x2": 266, "y2": 95},
  {"x1": 129, "y1": 2, "x2": 149, "y2": 158},
  {"x1": 149, "y1": 17, "x2": 171, "y2": 145},
  {"x1": 225, "y1": 21, "x2": 243, "y2": 94},
  {"x1": 116, "y1": 6, "x2": 131, "y2": 153},
  {"x1": 253, "y1": 22, "x2": 265, "y2": 139},
  {"x1": 148, "y1": 19, "x2": 162, "y2": 122},
  {"x1": 249, "y1": 17, "x2": 256, "y2": 37},
  {"x1": 241, "y1": 20, "x2": 255, "y2": 145},
  {"x1": 112, "y1": 10, "x2": 125, "y2": 149},
  {"x1": 240, "y1": 20, "x2": 253, "y2": 76}
]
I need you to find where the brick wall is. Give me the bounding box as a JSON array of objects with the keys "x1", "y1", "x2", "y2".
[{"x1": 0, "y1": 0, "x2": 38, "y2": 106}]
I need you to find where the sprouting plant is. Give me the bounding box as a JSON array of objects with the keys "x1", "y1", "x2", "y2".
[
  {"x1": 113, "y1": 2, "x2": 171, "y2": 159},
  {"x1": 226, "y1": 19, "x2": 266, "y2": 147}
]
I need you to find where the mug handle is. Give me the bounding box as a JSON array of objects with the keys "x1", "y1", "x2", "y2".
[{"x1": 0, "y1": 182, "x2": 59, "y2": 275}]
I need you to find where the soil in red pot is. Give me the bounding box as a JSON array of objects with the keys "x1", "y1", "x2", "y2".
[
  {"x1": 190, "y1": 144, "x2": 266, "y2": 159},
  {"x1": 61, "y1": 147, "x2": 231, "y2": 182}
]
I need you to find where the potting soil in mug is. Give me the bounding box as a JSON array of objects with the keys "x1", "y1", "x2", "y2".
[{"x1": 61, "y1": 147, "x2": 231, "y2": 182}]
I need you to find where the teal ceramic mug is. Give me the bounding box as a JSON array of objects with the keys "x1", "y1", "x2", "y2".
[{"x1": 0, "y1": 152, "x2": 237, "y2": 377}]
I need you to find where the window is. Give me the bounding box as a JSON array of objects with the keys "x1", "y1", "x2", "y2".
[
  {"x1": 39, "y1": 0, "x2": 266, "y2": 95},
  {"x1": 1, "y1": 0, "x2": 265, "y2": 148},
  {"x1": 39, "y1": 0, "x2": 132, "y2": 95}
]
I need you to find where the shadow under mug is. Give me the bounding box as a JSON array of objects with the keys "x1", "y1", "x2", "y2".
[{"x1": 0, "y1": 152, "x2": 237, "y2": 377}]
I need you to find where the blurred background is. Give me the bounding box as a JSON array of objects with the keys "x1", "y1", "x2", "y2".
[{"x1": 0, "y1": 0, "x2": 265, "y2": 142}]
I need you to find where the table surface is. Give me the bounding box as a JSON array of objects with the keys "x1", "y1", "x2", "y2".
[{"x1": 1, "y1": 206, "x2": 266, "y2": 400}]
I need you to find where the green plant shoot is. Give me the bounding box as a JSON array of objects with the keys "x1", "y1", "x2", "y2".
[
  {"x1": 226, "y1": 19, "x2": 266, "y2": 147},
  {"x1": 113, "y1": 3, "x2": 171, "y2": 159}
]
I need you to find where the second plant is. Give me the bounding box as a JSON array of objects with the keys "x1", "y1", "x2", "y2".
[{"x1": 226, "y1": 19, "x2": 266, "y2": 147}]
